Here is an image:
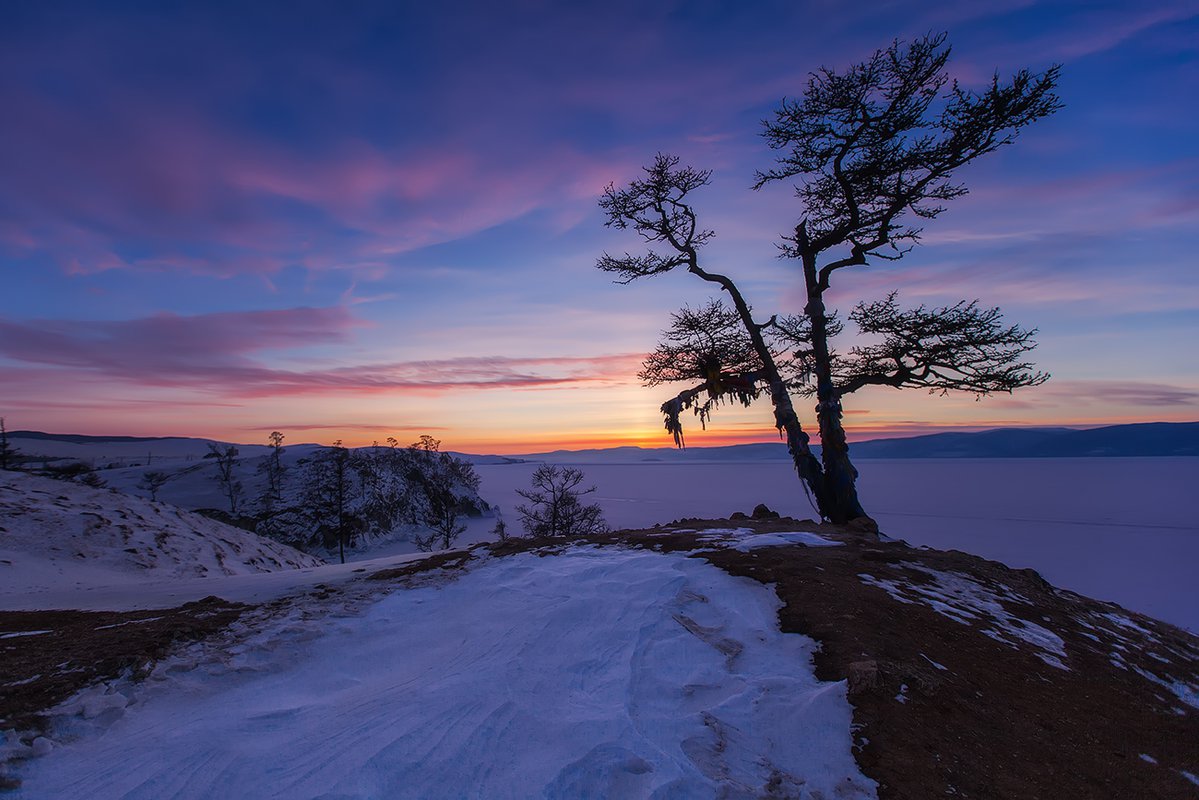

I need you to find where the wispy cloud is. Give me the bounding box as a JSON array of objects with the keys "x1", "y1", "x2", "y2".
[{"x1": 0, "y1": 308, "x2": 644, "y2": 398}]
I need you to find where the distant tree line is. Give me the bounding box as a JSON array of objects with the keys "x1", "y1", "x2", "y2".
[{"x1": 208, "y1": 433, "x2": 487, "y2": 563}]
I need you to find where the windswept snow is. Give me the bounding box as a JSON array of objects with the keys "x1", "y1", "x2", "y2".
[
  {"x1": 858, "y1": 564, "x2": 1070, "y2": 670},
  {"x1": 10, "y1": 547, "x2": 877, "y2": 799},
  {"x1": 0, "y1": 472, "x2": 322, "y2": 597}
]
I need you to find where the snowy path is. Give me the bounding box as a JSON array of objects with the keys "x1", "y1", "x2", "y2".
[{"x1": 11, "y1": 547, "x2": 876, "y2": 799}]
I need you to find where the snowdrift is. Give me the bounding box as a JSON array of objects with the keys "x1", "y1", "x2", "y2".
[{"x1": 0, "y1": 472, "x2": 324, "y2": 595}]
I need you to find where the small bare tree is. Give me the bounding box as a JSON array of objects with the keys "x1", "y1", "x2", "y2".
[
  {"x1": 491, "y1": 513, "x2": 510, "y2": 542},
  {"x1": 599, "y1": 33, "x2": 1060, "y2": 525},
  {"x1": 258, "y1": 430, "x2": 287, "y2": 507},
  {"x1": 207, "y1": 443, "x2": 243, "y2": 515},
  {"x1": 516, "y1": 465, "x2": 608, "y2": 537},
  {"x1": 137, "y1": 470, "x2": 170, "y2": 501},
  {"x1": 0, "y1": 417, "x2": 17, "y2": 471}
]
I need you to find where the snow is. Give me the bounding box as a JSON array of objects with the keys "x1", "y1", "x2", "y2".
[
  {"x1": 474, "y1": 457, "x2": 1199, "y2": 632},
  {"x1": 858, "y1": 564, "x2": 1070, "y2": 670},
  {"x1": 0, "y1": 472, "x2": 322, "y2": 604},
  {"x1": 723, "y1": 531, "x2": 843, "y2": 551},
  {"x1": 0, "y1": 548, "x2": 438, "y2": 613},
  {"x1": 9, "y1": 547, "x2": 877, "y2": 799}
]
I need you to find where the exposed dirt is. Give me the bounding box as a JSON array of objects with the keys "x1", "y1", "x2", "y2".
[
  {"x1": 4, "y1": 519, "x2": 1197, "y2": 799},
  {"x1": 0, "y1": 597, "x2": 246, "y2": 733},
  {"x1": 543, "y1": 518, "x2": 1199, "y2": 800}
]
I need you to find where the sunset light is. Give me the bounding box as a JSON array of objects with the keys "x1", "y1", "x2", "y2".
[{"x1": 1, "y1": 3, "x2": 1194, "y2": 452}]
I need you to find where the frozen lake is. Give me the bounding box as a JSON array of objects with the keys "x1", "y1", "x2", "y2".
[{"x1": 475, "y1": 458, "x2": 1199, "y2": 633}]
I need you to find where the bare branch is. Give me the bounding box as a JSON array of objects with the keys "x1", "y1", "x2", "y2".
[
  {"x1": 757, "y1": 32, "x2": 1061, "y2": 285},
  {"x1": 782, "y1": 292, "x2": 1049, "y2": 397}
]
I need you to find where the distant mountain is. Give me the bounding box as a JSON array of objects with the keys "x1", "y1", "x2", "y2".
[
  {"x1": 513, "y1": 422, "x2": 1199, "y2": 462},
  {"x1": 9, "y1": 431, "x2": 184, "y2": 444},
  {"x1": 851, "y1": 422, "x2": 1199, "y2": 458},
  {"x1": 516, "y1": 442, "x2": 793, "y2": 464}
]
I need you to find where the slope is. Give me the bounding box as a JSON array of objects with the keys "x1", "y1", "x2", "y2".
[{"x1": 0, "y1": 472, "x2": 324, "y2": 597}]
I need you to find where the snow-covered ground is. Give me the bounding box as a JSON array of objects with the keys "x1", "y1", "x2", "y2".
[
  {"x1": 475, "y1": 458, "x2": 1199, "y2": 632},
  {"x1": 0, "y1": 472, "x2": 322, "y2": 601},
  {"x1": 9, "y1": 547, "x2": 877, "y2": 799}
]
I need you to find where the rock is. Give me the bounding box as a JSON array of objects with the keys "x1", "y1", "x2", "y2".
[
  {"x1": 847, "y1": 660, "x2": 880, "y2": 696},
  {"x1": 729, "y1": 511, "x2": 749, "y2": 521},
  {"x1": 751, "y1": 504, "x2": 780, "y2": 520},
  {"x1": 845, "y1": 516, "x2": 880, "y2": 537},
  {"x1": 30, "y1": 737, "x2": 54, "y2": 757}
]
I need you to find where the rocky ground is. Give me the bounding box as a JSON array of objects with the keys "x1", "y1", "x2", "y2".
[{"x1": 3, "y1": 516, "x2": 1197, "y2": 798}]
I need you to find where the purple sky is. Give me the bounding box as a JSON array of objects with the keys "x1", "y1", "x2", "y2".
[{"x1": 1, "y1": 1, "x2": 1196, "y2": 452}]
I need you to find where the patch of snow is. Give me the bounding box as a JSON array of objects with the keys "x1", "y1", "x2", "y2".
[
  {"x1": 0, "y1": 631, "x2": 51, "y2": 639},
  {"x1": 1181, "y1": 770, "x2": 1199, "y2": 787},
  {"x1": 723, "y1": 531, "x2": 844, "y2": 551},
  {"x1": 10, "y1": 547, "x2": 877, "y2": 799},
  {"x1": 1035, "y1": 653, "x2": 1070, "y2": 671},
  {"x1": 895, "y1": 684, "x2": 909, "y2": 703},
  {"x1": 920, "y1": 654, "x2": 947, "y2": 671},
  {"x1": 1130, "y1": 666, "x2": 1199, "y2": 711},
  {"x1": 1139, "y1": 753, "x2": 1157, "y2": 764},
  {"x1": 858, "y1": 565, "x2": 1069, "y2": 669}
]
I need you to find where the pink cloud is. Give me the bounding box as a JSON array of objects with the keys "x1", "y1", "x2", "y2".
[
  {"x1": 0, "y1": 309, "x2": 645, "y2": 399},
  {"x1": 0, "y1": 81, "x2": 640, "y2": 278},
  {"x1": 0, "y1": 307, "x2": 358, "y2": 373}
]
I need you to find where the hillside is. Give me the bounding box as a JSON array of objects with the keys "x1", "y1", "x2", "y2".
[
  {"x1": 0, "y1": 471, "x2": 324, "y2": 596},
  {"x1": 1, "y1": 520, "x2": 1196, "y2": 798}
]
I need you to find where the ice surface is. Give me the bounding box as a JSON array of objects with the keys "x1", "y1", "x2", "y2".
[
  {"x1": 474, "y1": 458, "x2": 1199, "y2": 631},
  {"x1": 11, "y1": 548, "x2": 877, "y2": 799}
]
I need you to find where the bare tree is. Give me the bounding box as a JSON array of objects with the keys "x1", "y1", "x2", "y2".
[
  {"x1": 0, "y1": 417, "x2": 17, "y2": 471},
  {"x1": 137, "y1": 470, "x2": 170, "y2": 501},
  {"x1": 405, "y1": 436, "x2": 477, "y2": 552},
  {"x1": 303, "y1": 440, "x2": 358, "y2": 563},
  {"x1": 207, "y1": 443, "x2": 243, "y2": 515},
  {"x1": 516, "y1": 465, "x2": 608, "y2": 537},
  {"x1": 491, "y1": 513, "x2": 510, "y2": 542},
  {"x1": 599, "y1": 33, "x2": 1059, "y2": 525},
  {"x1": 259, "y1": 430, "x2": 287, "y2": 506}
]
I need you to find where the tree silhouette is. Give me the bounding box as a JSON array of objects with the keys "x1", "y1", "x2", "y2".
[
  {"x1": 303, "y1": 440, "x2": 358, "y2": 563},
  {"x1": 0, "y1": 417, "x2": 18, "y2": 471},
  {"x1": 516, "y1": 465, "x2": 607, "y2": 537},
  {"x1": 261, "y1": 431, "x2": 287, "y2": 506},
  {"x1": 405, "y1": 436, "x2": 479, "y2": 552},
  {"x1": 599, "y1": 33, "x2": 1060, "y2": 525},
  {"x1": 137, "y1": 470, "x2": 170, "y2": 501},
  {"x1": 207, "y1": 443, "x2": 243, "y2": 515}
]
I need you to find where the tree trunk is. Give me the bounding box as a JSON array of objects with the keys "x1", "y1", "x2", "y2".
[
  {"x1": 685, "y1": 253, "x2": 835, "y2": 521},
  {"x1": 767, "y1": 376, "x2": 835, "y2": 520},
  {"x1": 805, "y1": 292, "x2": 870, "y2": 524}
]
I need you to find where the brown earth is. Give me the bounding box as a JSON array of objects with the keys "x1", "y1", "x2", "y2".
[
  {"x1": 4, "y1": 521, "x2": 1198, "y2": 799},
  {"x1": 534, "y1": 518, "x2": 1199, "y2": 800},
  {"x1": 0, "y1": 597, "x2": 246, "y2": 734}
]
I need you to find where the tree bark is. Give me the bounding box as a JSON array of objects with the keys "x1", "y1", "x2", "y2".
[
  {"x1": 766, "y1": 375, "x2": 835, "y2": 520},
  {"x1": 803, "y1": 256, "x2": 871, "y2": 525}
]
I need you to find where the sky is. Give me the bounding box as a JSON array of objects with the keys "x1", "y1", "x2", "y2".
[{"x1": 1, "y1": 0, "x2": 1196, "y2": 453}]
